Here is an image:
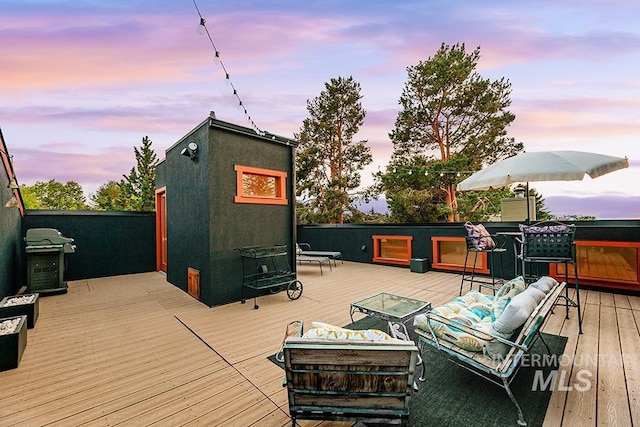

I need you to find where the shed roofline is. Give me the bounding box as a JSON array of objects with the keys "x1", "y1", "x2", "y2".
[{"x1": 165, "y1": 112, "x2": 298, "y2": 155}]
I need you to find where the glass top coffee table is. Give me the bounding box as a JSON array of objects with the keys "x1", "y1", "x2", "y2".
[{"x1": 350, "y1": 292, "x2": 431, "y2": 325}]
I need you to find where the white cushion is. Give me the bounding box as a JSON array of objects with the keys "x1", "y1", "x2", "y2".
[
  {"x1": 492, "y1": 286, "x2": 545, "y2": 336},
  {"x1": 528, "y1": 276, "x2": 557, "y2": 294},
  {"x1": 302, "y1": 321, "x2": 395, "y2": 341},
  {"x1": 483, "y1": 284, "x2": 548, "y2": 360}
]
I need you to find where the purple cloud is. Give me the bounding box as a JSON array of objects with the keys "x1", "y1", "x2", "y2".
[
  {"x1": 0, "y1": 0, "x2": 638, "y2": 209},
  {"x1": 544, "y1": 195, "x2": 640, "y2": 219}
]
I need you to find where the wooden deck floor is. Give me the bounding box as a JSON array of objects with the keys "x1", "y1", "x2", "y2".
[{"x1": 1, "y1": 262, "x2": 639, "y2": 426}]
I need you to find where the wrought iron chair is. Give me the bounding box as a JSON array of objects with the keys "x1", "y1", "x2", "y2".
[
  {"x1": 520, "y1": 221, "x2": 583, "y2": 334},
  {"x1": 460, "y1": 223, "x2": 507, "y2": 295}
]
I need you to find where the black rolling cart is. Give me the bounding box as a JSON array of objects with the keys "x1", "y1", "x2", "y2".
[{"x1": 235, "y1": 245, "x2": 303, "y2": 309}]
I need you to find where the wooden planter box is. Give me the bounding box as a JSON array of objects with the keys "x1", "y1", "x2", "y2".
[
  {"x1": 0, "y1": 293, "x2": 39, "y2": 329},
  {"x1": 0, "y1": 315, "x2": 28, "y2": 371}
]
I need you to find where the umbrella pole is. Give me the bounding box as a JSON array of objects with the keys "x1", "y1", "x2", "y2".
[{"x1": 526, "y1": 182, "x2": 531, "y2": 224}]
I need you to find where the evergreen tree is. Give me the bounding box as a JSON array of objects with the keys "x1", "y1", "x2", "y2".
[
  {"x1": 295, "y1": 76, "x2": 372, "y2": 223},
  {"x1": 377, "y1": 43, "x2": 523, "y2": 222},
  {"x1": 119, "y1": 136, "x2": 158, "y2": 211}
]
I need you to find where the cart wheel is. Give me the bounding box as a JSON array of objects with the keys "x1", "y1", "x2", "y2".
[{"x1": 287, "y1": 280, "x2": 303, "y2": 300}]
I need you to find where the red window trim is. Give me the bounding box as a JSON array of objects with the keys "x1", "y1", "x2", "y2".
[
  {"x1": 234, "y1": 165, "x2": 288, "y2": 205},
  {"x1": 372, "y1": 235, "x2": 413, "y2": 266},
  {"x1": 431, "y1": 236, "x2": 490, "y2": 274}
]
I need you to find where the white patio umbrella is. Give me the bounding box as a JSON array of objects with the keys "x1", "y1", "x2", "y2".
[{"x1": 457, "y1": 150, "x2": 629, "y2": 222}]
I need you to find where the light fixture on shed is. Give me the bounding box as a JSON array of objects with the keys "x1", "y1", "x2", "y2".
[
  {"x1": 7, "y1": 178, "x2": 18, "y2": 189},
  {"x1": 181, "y1": 142, "x2": 198, "y2": 162}
]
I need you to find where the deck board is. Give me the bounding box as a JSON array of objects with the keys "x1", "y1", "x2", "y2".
[
  {"x1": 617, "y1": 307, "x2": 640, "y2": 426},
  {"x1": 0, "y1": 265, "x2": 638, "y2": 426},
  {"x1": 560, "y1": 300, "x2": 599, "y2": 425},
  {"x1": 598, "y1": 304, "x2": 632, "y2": 425}
]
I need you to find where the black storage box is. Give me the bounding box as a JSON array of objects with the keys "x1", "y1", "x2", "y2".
[{"x1": 410, "y1": 258, "x2": 429, "y2": 273}]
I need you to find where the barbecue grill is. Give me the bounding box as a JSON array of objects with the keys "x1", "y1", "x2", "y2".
[{"x1": 24, "y1": 228, "x2": 76, "y2": 295}]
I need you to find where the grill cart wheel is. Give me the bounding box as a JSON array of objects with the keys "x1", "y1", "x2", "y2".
[{"x1": 287, "y1": 280, "x2": 303, "y2": 300}]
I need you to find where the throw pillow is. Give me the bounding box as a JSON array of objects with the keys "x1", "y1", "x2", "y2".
[
  {"x1": 491, "y1": 276, "x2": 526, "y2": 321},
  {"x1": 519, "y1": 223, "x2": 572, "y2": 234},
  {"x1": 484, "y1": 286, "x2": 546, "y2": 360},
  {"x1": 492, "y1": 286, "x2": 546, "y2": 336},
  {"x1": 464, "y1": 222, "x2": 496, "y2": 250}
]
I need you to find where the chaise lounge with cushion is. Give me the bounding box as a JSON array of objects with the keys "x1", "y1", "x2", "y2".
[
  {"x1": 296, "y1": 254, "x2": 332, "y2": 275},
  {"x1": 297, "y1": 242, "x2": 343, "y2": 266},
  {"x1": 413, "y1": 276, "x2": 565, "y2": 426}
]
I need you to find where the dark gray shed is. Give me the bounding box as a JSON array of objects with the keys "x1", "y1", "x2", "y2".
[{"x1": 155, "y1": 112, "x2": 298, "y2": 307}]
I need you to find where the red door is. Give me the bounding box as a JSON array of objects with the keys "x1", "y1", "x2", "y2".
[{"x1": 156, "y1": 189, "x2": 167, "y2": 272}]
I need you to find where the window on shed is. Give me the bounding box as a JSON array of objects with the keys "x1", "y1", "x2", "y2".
[{"x1": 234, "y1": 165, "x2": 288, "y2": 205}]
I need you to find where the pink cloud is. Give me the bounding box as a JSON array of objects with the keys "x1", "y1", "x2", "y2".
[
  {"x1": 2, "y1": 0, "x2": 639, "y2": 202},
  {"x1": 13, "y1": 144, "x2": 135, "y2": 188},
  {"x1": 510, "y1": 97, "x2": 640, "y2": 142}
]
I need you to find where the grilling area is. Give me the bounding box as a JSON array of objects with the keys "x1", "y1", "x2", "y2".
[{"x1": 24, "y1": 228, "x2": 76, "y2": 296}]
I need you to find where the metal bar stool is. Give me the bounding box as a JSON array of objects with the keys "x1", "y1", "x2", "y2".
[
  {"x1": 460, "y1": 223, "x2": 507, "y2": 295},
  {"x1": 520, "y1": 221, "x2": 583, "y2": 334}
]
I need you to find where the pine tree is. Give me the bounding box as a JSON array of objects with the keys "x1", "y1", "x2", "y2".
[
  {"x1": 378, "y1": 43, "x2": 523, "y2": 222},
  {"x1": 119, "y1": 136, "x2": 158, "y2": 211},
  {"x1": 295, "y1": 76, "x2": 372, "y2": 224}
]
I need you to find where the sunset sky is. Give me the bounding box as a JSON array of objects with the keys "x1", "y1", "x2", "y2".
[{"x1": 1, "y1": 0, "x2": 638, "y2": 218}]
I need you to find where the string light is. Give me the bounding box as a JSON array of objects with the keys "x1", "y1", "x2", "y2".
[
  {"x1": 386, "y1": 165, "x2": 477, "y2": 178},
  {"x1": 197, "y1": 17, "x2": 206, "y2": 35},
  {"x1": 192, "y1": 0, "x2": 263, "y2": 135}
]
